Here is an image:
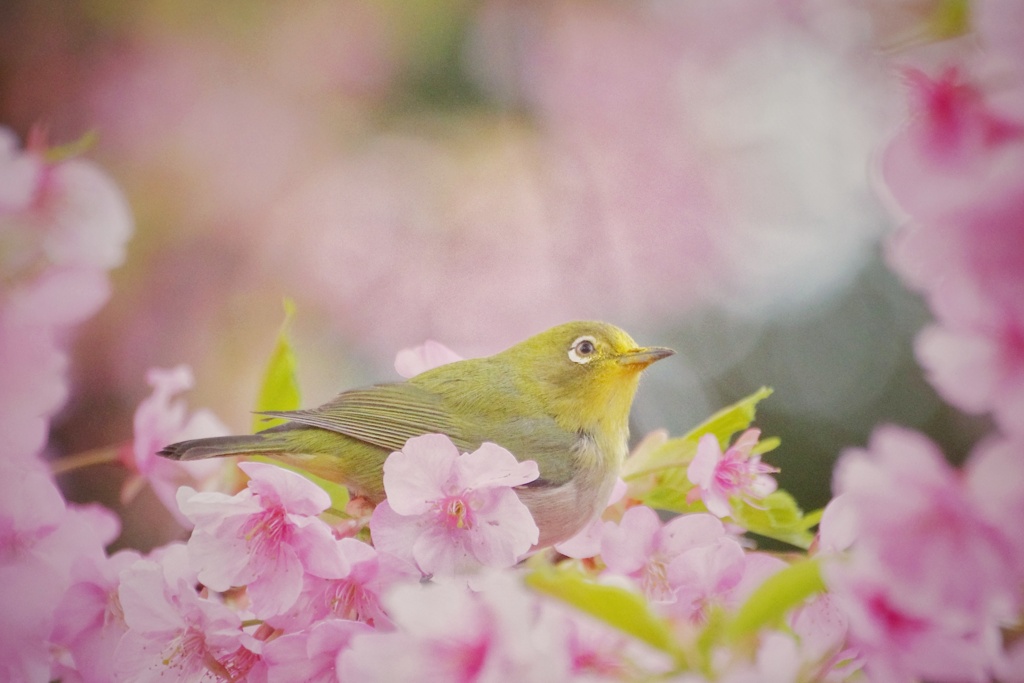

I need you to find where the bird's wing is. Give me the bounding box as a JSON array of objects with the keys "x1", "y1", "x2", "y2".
[
  {"x1": 258, "y1": 383, "x2": 469, "y2": 454},
  {"x1": 480, "y1": 415, "x2": 580, "y2": 488},
  {"x1": 258, "y1": 381, "x2": 579, "y2": 487}
]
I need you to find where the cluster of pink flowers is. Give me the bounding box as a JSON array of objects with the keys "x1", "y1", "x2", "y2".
[
  {"x1": 823, "y1": 3, "x2": 1024, "y2": 679},
  {"x1": 46, "y1": 424, "x2": 681, "y2": 681},
  {"x1": 821, "y1": 427, "x2": 1024, "y2": 682},
  {"x1": 882, "y1": 0, "x2": 1024, "y2": 436},
  {"x1": 0, "y1": 127, "x2": 132, "y2": 681},
  {"x1": 686, "y1": 428, "x2": 778, "y2": 518},
  {"x1": 121, "y1": 365, "x2": 230, "y2": 524},
  {"x1": 0, "y1": 126, "x2": 131, "y2": 467},
  {"x1": 30, "y1": 408, "x2": 1018, "y2": 683}
]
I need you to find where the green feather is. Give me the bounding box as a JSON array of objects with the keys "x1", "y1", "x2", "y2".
[{"x1": 257, "y1": 368, "x2": 580, "y2": 488}]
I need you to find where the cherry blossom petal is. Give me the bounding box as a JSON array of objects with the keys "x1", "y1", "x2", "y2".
[
  {"x1": 454, "y1": 441, "x2": 539, "y2": 491},
  {"x1": 381, "y1": 434, "x2": 461, "y2": 515},
  {"x1": 239, "y1": 461, "x2": 332, "y2": 516},
  {"x1": 466, "y1": 488, "x2": 540, "y2": 567},
  {"x1": 394, "y1": 340, "x2": 464, "y2": 378},
  {"x1": 601, "y1": 505, "x2": 660, "y2": 576},
  {"x1": 659, "y1": 513, "x2": 728, "y2": 558},
  {"x1": 264, "y1": 619, "x2": 371, "y2": 683},
  {"x1": 178, "y1": 464, "x2": 339, "y2": 617},
  {"x1": 687, "y1": 434, "x2": 721, "y2": 490},
  {"x1": 368, "y1": 501, "x2": 429, "y2": 574},
  {"x1": 371, "y1": 436, "x2": 539, "y2": 577}
]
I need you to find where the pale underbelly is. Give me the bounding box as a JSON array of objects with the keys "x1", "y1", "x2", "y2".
[{"x1": 517, "y1": 471, "x2": 618, "y2": 548}]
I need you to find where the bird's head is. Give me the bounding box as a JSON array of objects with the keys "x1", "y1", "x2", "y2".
[{"x1": 505, "y1": 321, "x2": 674, "y2": 436}]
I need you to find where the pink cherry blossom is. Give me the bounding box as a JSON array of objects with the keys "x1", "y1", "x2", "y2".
[
  {"x1": 915, "y1": 315, "x2": 1024, "y2": 436},
  {"x1": 825, "y1": 426, "x2": 1017, "y2": 682},
  {"x1": 177, "y1": 461, "x2": 342, "y2": 618},
  {"x1": 0, "y1": 126, "x2": 131, "y2": 341},
  {"x1": 601, "y1": 505, "x2": 697, "y2": 602},
  {"x1": 37, "y1": 155, "x2": 133, "y2": 273},
  {"x1": 687, "y1": 429, "x2": 777, "y2": 518},
  {"x1": 789, "y1": 594, "x2": 863, "y2": 682},
  {"x1": 0, "y1": 127, "x2": 41, "y2": 212},
  {"x1": 884, "y1": 166, "x2": 1024, "y2": 324},
  {"x1": 0, "y1": 460, "x2": 67, "y2": 553},
  {"x1": 561, "y1": 606, "x2": 673, "y2": 679},
  {"x1": 828, "y1": 568, "x2": 1000, "y2": 683},
  {"x1": 1, "y1": 554, "x2": 64, "y2": 683},
  {"x1": 723, "y1": 551, "x2": 787, "y2": 613},
  {"x1": 879, "y1": 55, "x2": 1024, "y2": 436},
  {"x1": 815, "y1": 493, "x2": 857, "y2": 555},
  {"x1": 338, "y1": 574, "x2": 571, "y2": 682},
  {"x1": 260, "y1": 618, "x2": 371, "y2": 683},
  {"x1": 5, "y1": 261, "x2": 112, "y2": 332},
  {"x1": 0, "y1": 126, "x2": 133, "y2": 465},
  {"x1": 0, "y1": 126, "x2": 132, "y2": 273},
  {"x1": 394, "y1": 340, "x2": 464, "y2": 378},
  {"x1": 965, "y1": 434, "x2": 1024, "y2": 586},
  {"x1": 703, "y1": 598, "x2": 860, "y2": 683},
  {"x1": 885, "y1": 175, "x2": 1024, "y2": 435},
  {"x1": 0, "y1": 460, "x2": 117, "y2": 683},
  {"x1": 49, "y1": 548, "x2": 141, "y2": 683},
  {"x1": 268, "y1": 537, "x2": 415, "y2": 630},
  {"x1": 832, "y1": 426, "x2": 1018, "y2": 619},
  {"x1": 974, "y1": 0, "x2": 1024, "y2": 70},
  {"x1": 124, "y1": 364, "x2": 230, "y2": 525},
  {"x1": 664, "y1": 534, "x2": 747, "y2": 625},
  {"x1": 0, "y1": 128, "x2": 133, "y2": 682},
  {"x1": 0, "y1": 269, "x2": 111, "y2": 464},
  {"x1": 673, "y1": 547, "x2": 780, "y2": 630},
  {"x1": 998, "y1": 636, "x2": 1024, "y2": 683},
  {"x1": 716, "y1": 631, "x2": 801, "y2": 683},
  {"x1": 115, "y1": 544, "x2": 256, "y2": 682},
  {"x1": 0, "y1": 306, "x2": 63, "y2": 461},
  {"x1": 601, "y1": 506, "x2": 746, "y2": 619},
  {"x1": 880, "y1": 66, "x2": 1024, "y2": 222},
  {"x1": 370, "y1": 434, "x2": 539, "y2": 577}
]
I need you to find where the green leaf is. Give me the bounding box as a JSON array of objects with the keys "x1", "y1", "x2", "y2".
[
  {"x1": 724, "y1": 558, "x2": 826, "y2": 642},
  {"x1": 752, "y1": 436, "x2": 781, "y2": 456},
  {"x1": 638, "y1": 466, "x2": 702, "y2": 514},
  {"x1": 801, "y1": 507, "x2": 825, "y2": 531},
  {"x1": 246, "y1": 300, "x2": 350, "y2": 512},
  {"x1": 730, "y1": 491, "x2": 815, "y2": 549},
  {"x1": 253, "y1": 298, "x2": 301, "y2": 432},
  {"x1": 43, "y1": 129, "x2": 99, "y2": 163},
  {"x1": 623, "y1": 387, "x2": 773, "y2": 481},
  {"x1": 526, "y1": 565, "x2": 684, "y2": 664},
  {"x1": 929, "y1": 0, "x2": 970, "y2": 40},
  {"x1": 624, "y1": 387, "x2": 775, "y2": 513},
  {"x1": 680, "y1": 386, "x2": 774, "y2": 448},
  {"x1": 622, "y1": 435, "x2": 698, "y2": 481}
]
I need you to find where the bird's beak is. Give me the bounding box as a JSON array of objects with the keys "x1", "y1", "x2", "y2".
[{"x1": 617, "y1": 346, "x2": 675, "y2": 368}]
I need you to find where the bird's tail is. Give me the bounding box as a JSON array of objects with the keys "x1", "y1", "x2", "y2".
[{"x1": 158, "y1": 431, "x2": 291, "y2": 462}]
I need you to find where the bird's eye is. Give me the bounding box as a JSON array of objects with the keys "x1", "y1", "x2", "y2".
[{"x1": 568, "y1": 336, "x2": 598, "y2": 364}]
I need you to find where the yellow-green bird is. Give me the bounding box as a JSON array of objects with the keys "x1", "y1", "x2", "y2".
[{"x1": 159, "y1": 321, "x2": 673, "y2": 547}]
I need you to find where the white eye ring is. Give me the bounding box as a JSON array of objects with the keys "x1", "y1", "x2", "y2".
[{"x1": 568, "y1": 336, "x2": 597, "y2": 364}]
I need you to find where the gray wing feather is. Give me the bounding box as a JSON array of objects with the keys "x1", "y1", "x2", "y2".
[
  {"x1": 258, "y1": 383, "x2": 470, "y2": 453},
  {"x1": 259, "y1": 381, "x2": 580, "y2": 487}
]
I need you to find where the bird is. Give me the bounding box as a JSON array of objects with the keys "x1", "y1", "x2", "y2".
[{"x1": 159, "y1": 321, "x2": 673, "y2": 547}]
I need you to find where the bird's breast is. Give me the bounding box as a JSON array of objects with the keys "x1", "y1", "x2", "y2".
[{"x1": 517, "y1": 430, "x2": 624, "y2": 548}]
